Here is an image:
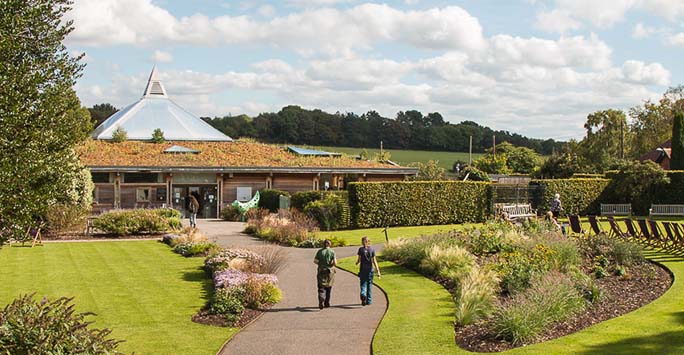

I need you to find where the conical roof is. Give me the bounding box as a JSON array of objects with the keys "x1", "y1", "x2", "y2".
[{"x1": 91, "y1": 66, "x2": 232, "y2": 142}]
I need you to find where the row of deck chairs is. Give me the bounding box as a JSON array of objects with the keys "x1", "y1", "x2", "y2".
[{"x1": 565, "y1": 214, "x2": 684, "y2": 254}]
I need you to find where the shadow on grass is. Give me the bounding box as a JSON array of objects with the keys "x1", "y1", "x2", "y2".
[{"x1": 183, "y1": 266, "x2": 214, "y2": 303}]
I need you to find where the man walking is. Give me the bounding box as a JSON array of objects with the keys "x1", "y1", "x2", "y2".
[
  {"x1": 314, "y1": 239, "x2": 337, "y2": 309},
  {"x1": 355, "y1": 236, "x2": 381, "y2": 306}
]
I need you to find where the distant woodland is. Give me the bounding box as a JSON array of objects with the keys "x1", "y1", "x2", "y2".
[{"x1": 200, "y1": 106, "x2": 563, "y2": 154}]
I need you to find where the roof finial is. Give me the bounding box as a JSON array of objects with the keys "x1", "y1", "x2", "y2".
[{"x1": 143, "y1": 65, "x2": 168, "y2": 98}]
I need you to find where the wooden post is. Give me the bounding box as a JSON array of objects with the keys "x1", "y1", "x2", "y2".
[
  {"x1": 469, "y1": 136, "x2": 473, "y2": 165},
  {"x1": 493, "y1": 135, "x2": 496, "y2": 155}
]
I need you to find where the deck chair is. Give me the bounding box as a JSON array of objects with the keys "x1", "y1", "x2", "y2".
[
  {"x1": 637, "y1": 219, "x2": 656, "y2": 247},
  {"x1": 623, "y1": 218, "x2": 639, "y2": 240},
  {"x1": 23, "y1": 223, "x2": 44, "y2": 247},
  {"x1": 587, "y1": 215, "x2": 603, "y2": 235},
  {"x1": 567, "y1": 215, "x2": 586, "y2": 237},
  {"x1": 647, "y1": 220, "x2": 669, "y2": 250},
  {"x1": 607, "y1": 216, "x2": 629, "y2": 239},
  {"x1": 661, "y1": 222, "x2": 683, "y2": 253},
  {"x1": 674, "y1": 223, "x2": 684, "y2": 244}
]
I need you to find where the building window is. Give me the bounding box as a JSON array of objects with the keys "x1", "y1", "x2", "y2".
[
  {"x1": 92, "y1": 187, "x2": 99, "y2": 204},
  {"x1": 125, "y1": 173, "x2": 160, "y2": 183},
  {"x1": 266, "y1": 177, "x2": 273, "y2": 189},
  {"x1": 136, "y1": 188, "x2": 151, "y2": 202},
  {"x1": 313, "y1": 177, "x2": 320, "y2": 191},
  {"x1": 92, "y1": 172, "x2": 110, "y2": 183}
]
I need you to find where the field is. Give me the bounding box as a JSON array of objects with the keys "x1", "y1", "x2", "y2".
[{"x1": 312, "y1": 146, "x2": 483, "y2": 171}]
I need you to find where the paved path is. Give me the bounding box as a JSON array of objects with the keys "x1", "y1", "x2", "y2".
[{"x1": 195, "y1": 220, "x2": 386, "y2": 355}]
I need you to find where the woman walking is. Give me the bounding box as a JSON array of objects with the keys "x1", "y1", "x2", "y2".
[
  {"x1": 355, "y1": 236, "x2": 381, "y2": 306},
  {"x1": 314, "y1": 239, "x2": 337, "y2": 309},
  {"x1": 188, "y1": 195, "x2": 199, "y2": 228}
]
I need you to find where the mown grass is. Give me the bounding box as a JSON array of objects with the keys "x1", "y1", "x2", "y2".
[
  {"x1": 317, "y1": 224, "x2": 476, "y2": 246},
  {"x1": 338, "y1": 250, "x2": 684, "y2": 355},
  {"x1": 313, "y1": 145, "x2": 483, "y2": 171},
  {"x1": 0, "y1": 241, "x2": 235, "y2": 355}
]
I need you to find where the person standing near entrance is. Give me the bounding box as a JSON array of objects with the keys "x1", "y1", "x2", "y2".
[
  {"x1": 313, "y1": 239, "x2": 337, "y2": 310},
  {"x1": 188, "y1": 195, "x2": 199, "y2": 228},
  {"x1": 355, "y1": 236, "x2": 381, "y2": 306},
  {"x1": 550, "y1": 193, "x2": 562, "y2": 218}
]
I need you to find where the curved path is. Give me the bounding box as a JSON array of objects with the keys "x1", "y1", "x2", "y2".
[{"x1": 195, "y1": 219, "x2": 386, "y2": 355}]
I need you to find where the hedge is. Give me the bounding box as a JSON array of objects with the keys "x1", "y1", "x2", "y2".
[
  {"x1": 291, "y1": 191, "x2": 322, "y2": 210},
  {"x1": 93, "y1": 208, "x2": 182, "y2": 236},
  {"x1": 530, "y1": 179, "x2": 610, "y2": 216},
  {"x1": 258, "y1": 189, "x2": 290, "y2": 212},
  {"x1": 348, "y1": 181, "x2": 491, "y2": 228}
]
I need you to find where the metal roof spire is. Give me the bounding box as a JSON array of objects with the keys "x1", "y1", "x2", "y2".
[{"x1": 143, "y1": 64, "x2": 168, "y2": 98}]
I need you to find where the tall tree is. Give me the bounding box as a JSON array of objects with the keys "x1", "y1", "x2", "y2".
[
  {"x1": 0, "y1": 0, "x2": 92, "y2": 244},
  {"x1": 671, "y1": 111, "x2": 684, "y2": 170},
  {"x1": 88, "y1": 103, "x2": 117, "y2": 127},
  {"x1": 630, "y1": 85, "x2": 684, "y2": 158},
  {"x1": 580, "y1": 109, "x2": 629, "y2": 172}
]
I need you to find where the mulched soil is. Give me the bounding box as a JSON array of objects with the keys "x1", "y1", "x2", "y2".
[
  {"x1": 455, "y1": 261, "x2": 673, "y2": 352},
  {"x1": 192, "y1": 304, "x2": 274, "y2": 328}
]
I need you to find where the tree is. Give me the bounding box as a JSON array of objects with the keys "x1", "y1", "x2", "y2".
[
  {"x1": 0, "y1": 0, "x2": 91, "y2": 244},
  {"x1": 629, "y1": 85, "x2": 684, "y2": 158},
  {"x1": 411, "y1": 160, "x2": 446, "y2": 181},
  {"x1": 534, "y1": 152, "x2": 581, "y2": 179},
  {"x1": 88, "y1": 103, "x2": 117, "y2": 127},
  {"x1": 111, "y1": 127, "x2": 128, "y2": 142},
  {"x1": 607, "y1": 160, "x2": 669, "y2": 213},
  {"x1": 151, "y1": 128, "x2": 165, "y2": 143},
  {"x1": 580, "y1": 109, "x2": 629, "y2": 171},
  {"x1": 474, "y1": 154, "x2": 510, "y2": 174},
  {"x1": 671, "y1": 111, "x2": 684, "y2": 170}
]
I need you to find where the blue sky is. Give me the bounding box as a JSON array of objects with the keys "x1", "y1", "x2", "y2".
[{"x1": 67, "y1": 0, "x2": 684, "y2": 140}]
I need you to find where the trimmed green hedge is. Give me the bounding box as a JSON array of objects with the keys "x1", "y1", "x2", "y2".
[
  {"x1": 530, "y1": 178, "x2": 610, "y2": 216},
  {"x1": 291, "y1": 191, "x2": 321, "y2": 210},
  {"x1": 258, "y1": 189, "x2": 289, "y2": 212},
  {"x1": 93, "y1": 208, "x2": 182, "y2": 236},
  {"x1": 348, "y1": 181, "x2": 491, "y2": 228}
]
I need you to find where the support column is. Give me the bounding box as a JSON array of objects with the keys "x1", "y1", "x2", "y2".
[
  {"x1": 217, "y1": 173, "x2": 224, "y2": 217},
  {"x1": 114, "y1": 172, "x2": 121, "y2": 208}
]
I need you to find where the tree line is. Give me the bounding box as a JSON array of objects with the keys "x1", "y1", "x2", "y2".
[{"x1": 198, "y1": 106, "x2": 563, "y2": 155}]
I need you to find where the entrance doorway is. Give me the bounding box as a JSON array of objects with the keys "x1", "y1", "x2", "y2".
[{"x1": 171, "y1": 185, "x2": 218, "y2": 218}]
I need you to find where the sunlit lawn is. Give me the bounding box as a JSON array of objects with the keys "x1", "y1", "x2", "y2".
[
  {"x1": 317, "y1": 223, "x2": 478, "y2": 246},
  {"x1": 0, "y1": 241, "x2": 235, "y2": 355},
  {"x1": 338, "y1": 248, "x2": 684, "y2": 355}
]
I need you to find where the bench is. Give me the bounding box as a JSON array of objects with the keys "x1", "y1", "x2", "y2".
[
  {"x1": 496, "y1": 203, "x2": 536, "y2": 221},
  {"x1": 649, "y1": 204, "x2": 684, "y2": 217},
  {"x1": 600, "y1": 204, "x2": 632, "y2": 217}
]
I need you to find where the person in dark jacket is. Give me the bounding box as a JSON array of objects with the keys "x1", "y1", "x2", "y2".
[{"x1": 355, "y1": 236, "x2": 381, "y2": 306}]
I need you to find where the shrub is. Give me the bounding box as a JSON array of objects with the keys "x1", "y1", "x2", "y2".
[
  {"x1": 291, "y1": 191, "x2": 322, "y2": 210},
  {"x1": 258, "y1": 189, "x2": 290, "y2": 212},
  {"x1": 209, "y1": 287, "x2": 245, "y2": 325},
  {"x1": 0, "y1": 294, "x2": 123, "y2": 354},
  {"x1": 163, "y1": 227, "x2": 207, "y2": 247},
  {"x1": 93, "y1": 208, "x2": 181, "y2": 235},
  {"x1": 242, "y1": 277, "x2": 283, "y2": 308},
  {"x1": 382, "y1": 236, "x2": 443, "y2": 269},
  {"x1": 151, "y1": 128, "x2": 165, "y2": 143},
  {"x1": 43, "y1": 202, "x2": 89, "y2": 234},
  {"x1": 173, "y1": 241, "x2": 219, "y2": 257},
  {"x1": 248, "y1": 245, "x2": 288, "y2": 274},
  {"x1": 221, "y1": 205, "x2": 241, "y2": 221},
  {"x1": 492, "y1": 272, "x2": 585, "y2": 345},
  {"x1": 455, "y1": 266, "x2": 500, "y2": 326},
  {"x1": 304, "y1": 193, "x2": 348, "y2": 231},
  {"x1": 458, "y1": 222, "x2": 520, "y2": 255},
  {"x1": 419, "y1": 245, "x2": 475, "y2": 282},
  {"x1": 246, "y1": 208, "x2": 319, "y2": 245},
  {"x1": 578, "y1": 233, "x2": 644, "y2": 266},
  {"x1": 204, "y1": 248, "x2": 267, "y2": 275},
  {"x1": 111, "y1": 127, "x2": 128, "y2": 142},
  {"x1": 348, "y1": 181, "x2": 491, "y2": 228},
  {"x1": 494, "y1": 244, "x2": 557, "y2": 294},
  {"x1": 528, "y1": 232, "x2": 580, "y2": 272},
  {"x1": 457, "y1": 166, "x2": 490, "y2": 182}
]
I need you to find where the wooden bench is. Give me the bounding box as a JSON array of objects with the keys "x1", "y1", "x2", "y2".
[
  {"x1": 649, "y1": 204, "x2": 684, "y2": 217},
  {"x1": 496, "y1": 203, "x2": 536, "y2": 221},
  {"x1": 600, "y1": 204, "x2": 632, "y2": 217}
]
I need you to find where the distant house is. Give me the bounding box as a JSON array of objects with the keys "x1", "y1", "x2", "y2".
[
  {"x1": 80, "y1": 67, "x2": 417, "y2": 218},
  {"x1": 640, "y1": 139, "x2": 671, "y2": 170}
]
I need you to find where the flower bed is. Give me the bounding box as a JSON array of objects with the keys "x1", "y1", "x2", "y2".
[
  {"x1": 382, "y1": 220, "x2": 670, "y2": 349},
  {"x1": 245, "y1": 208, "x2": 347, "y2": 247}
]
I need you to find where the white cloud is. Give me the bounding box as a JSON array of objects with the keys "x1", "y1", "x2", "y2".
[
  {"x1": 667, "y1": 32, "x2": 684, "y2": 46},
  {"x1": 257, "y1": 5, "x2": 276, "y2": 17},
  {"x1": 535, "y1": 9, "x2": 581, "y2": 33},
  {"x1": 633, "y1": 23, "x2": 656, "y2": 38},
  {"x1": 621, "y1": 60, "x2": 670, "y2": 85},
  {"x1": 152, "y1": 50, "x2": 173, "y2": 63},
  {"x1": 67, "y1": 1, "x2": 486, "y2": 54}
]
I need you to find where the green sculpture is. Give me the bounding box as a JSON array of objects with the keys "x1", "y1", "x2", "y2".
[{"x1": 232, "y1": 191, "x2": 260, "y2": 221}]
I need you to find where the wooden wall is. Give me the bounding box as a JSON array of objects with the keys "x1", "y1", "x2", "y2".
[
  {"x1": 272, "y1": 174, "x2": 315, "y2": 194},
  {"x1": 222, "y1": 175, "x2": 267, "y2": 205},
  {"x1": 119, "y1": 184, "x2": 167, "y2": 209}
]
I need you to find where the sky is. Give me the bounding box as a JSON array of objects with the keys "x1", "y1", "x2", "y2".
[{"x1": 66, "y1": 0, "x2": 684, "y2": 141}]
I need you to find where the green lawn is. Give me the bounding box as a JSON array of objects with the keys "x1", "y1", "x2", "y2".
[
  {"x1": 338, "y1": 250, "x2": 684, "y2": 355},
  {"x1": 317, "y1": 224, "x2": 476, "y2": 246},
  {"x1": 313, "y1": 145, "x2": 483, "y2": 171},
  {"x1": 0, "y1": 241, "x2": 235, "y2": 355}
]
